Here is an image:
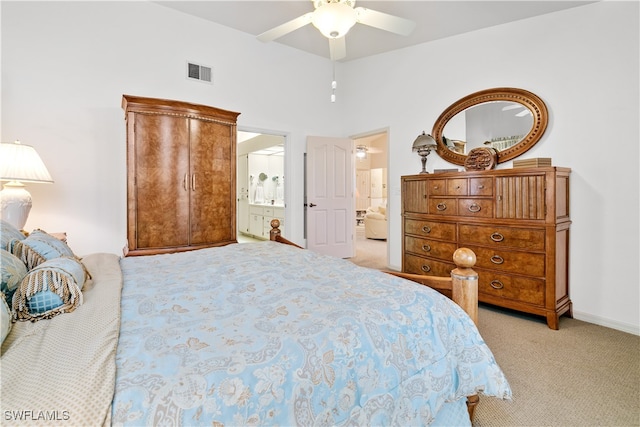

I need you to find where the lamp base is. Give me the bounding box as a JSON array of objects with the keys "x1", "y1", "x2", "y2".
[
  {"x1": 0, "y1": 181, "x2": 32, "y2": 230},
  {"x1": 419, "y1": 155, "x2": 431, "y2": 174}
]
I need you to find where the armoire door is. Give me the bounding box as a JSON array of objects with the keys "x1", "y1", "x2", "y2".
[
  {"x1": 134, "y1": 114, "x2": 190, "y2": 249},
  {"x1": 189, "y1": 119, "x2": 235, "y2": 245}
]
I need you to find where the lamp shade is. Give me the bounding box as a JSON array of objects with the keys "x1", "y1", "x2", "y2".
[
  {"x1": 0, "y1": 140, "x2": 53, "y2": 230},
  {"x1": 412, "y1": 132, "x2": 437, "y2": 152},
  {"x1": 312, "y1": 2, "x2": 357, "y2": 38},
  {"x1": 0, "y1": 141, "x2": 53, "y2": 183}
]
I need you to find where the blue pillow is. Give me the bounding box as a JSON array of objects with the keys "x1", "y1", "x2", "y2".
[
  {"x1": 1, "y1": 220, "x2": 25, "y2": 252},
  {"x1": 10, "y1": 229, "x2": 76, "y2": 270},
  {"x1": 12, "y1": 256, "x2": 87, "y2": 322},
  {"x1": 1, "y1": 249, "x2": 28, "y2": 302},
  {"x1": 1, "y1": 292, "x2": 11, "y2": 344}
]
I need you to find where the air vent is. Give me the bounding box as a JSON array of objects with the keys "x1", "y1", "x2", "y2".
[{"x1": 187, "y1": 61, "x2": 213, "y2": 84}]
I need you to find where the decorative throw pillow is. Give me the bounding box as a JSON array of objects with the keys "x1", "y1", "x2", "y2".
[
  {"x1": 1, "y1": 219, "x2": 25, "y2": 252},
  {"x1": 12, "y1": 256, "x2": 87, "y2": 322},
  {"x1": 1, "y1": 249, "x2": 28, "y2": 302},
  {"x1": 1, "y1": 292, "x2": 11, "y2": 344},
  {"x1": 10, "y1": 229, "x2": 76, "y2": 270}
]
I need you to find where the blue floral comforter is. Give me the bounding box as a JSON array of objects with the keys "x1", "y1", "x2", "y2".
[{"x1": 112, "y1": 241, "x2": 510, "y2": 426}]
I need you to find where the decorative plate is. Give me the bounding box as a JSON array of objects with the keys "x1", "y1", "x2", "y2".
[{"x1": 464, "y1": 147, "x2": 497, "y2": 171}]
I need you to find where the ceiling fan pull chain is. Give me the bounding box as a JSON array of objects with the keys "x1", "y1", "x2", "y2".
[{"x1": 331, "y1": 62, "x2": 337, "y2": 103}]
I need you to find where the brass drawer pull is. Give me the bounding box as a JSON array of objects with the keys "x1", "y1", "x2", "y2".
[
  {"x1": 436, "y1": 203, "x2": 447, "y2": 211},
  {"x1": 478, "y1": 184, "x2": 485, "y2": 189},
  {"x1": 490, "y1": 280, "x2": 504, "y2": 289},
  {"x1": 433, "y1": 185, "x2": 440, "y2": 190},
  {"x1": 191, "y1": 174, "x2": 196, "y2": 191},
  {"x1": 421, "y1": 265, "x2": 431, "y2": 273},
  {"x1": 490, "y1": 232, "x2": 505, "y2": 242},
  {"x1": 421, "y1": 244, "x2": 431, "y2": 252},
  {"x1": 422, "y1": 226, "x2": 431, "y2": 233},
  {"x1": 468, "y1": 203, "x2": 481, "y2": 213},
  {"x1": 183, "y1": 173, "x2": 188, "y2": 191},
  {"x1": 491, "y1": 255, "x2": 505, "y2": 265}
]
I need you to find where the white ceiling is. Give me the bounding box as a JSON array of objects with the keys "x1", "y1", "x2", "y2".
[{"x1": 155, "y1": 1, "x2": 596, "y2": 62}]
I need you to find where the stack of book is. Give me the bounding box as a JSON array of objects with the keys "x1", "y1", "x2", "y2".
[{"x1": 513, "y1": 157, "x2": 552, "y2": 168}]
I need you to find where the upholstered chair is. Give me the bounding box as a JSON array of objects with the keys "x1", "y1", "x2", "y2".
[{"x1": 364, "y1": 206, "x2": 387, "y2": 240}]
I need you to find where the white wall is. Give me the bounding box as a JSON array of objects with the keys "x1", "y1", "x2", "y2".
[
  {"x1": 1, "y1": 1, "x2": 344, "y2": 252},
  {"x1": 2, "y1": 2, "x2": 638, "y2": 333},
  {"x1": 342, "y1": 1, "x2": 639, "y2": 334}
]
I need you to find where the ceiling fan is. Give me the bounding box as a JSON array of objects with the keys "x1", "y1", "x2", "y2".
[{"x1": 257, "y1": 0, "x2": 416, "y2": 61}]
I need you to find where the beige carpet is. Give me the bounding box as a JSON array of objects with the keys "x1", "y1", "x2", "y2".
[
  {"x1": 349, "y1": 225, "x2": 388, "y2": 269},
  {"x1": 348, "y1": 232, "x2": 640, "y2": 426},
  {"x1": 475, "y1": 305, "x2": 639, "y2": 426}
]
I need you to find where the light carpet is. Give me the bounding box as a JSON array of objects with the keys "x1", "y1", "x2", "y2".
[
  {"x1": 349, "y1": 225, "x2": 388, "y2": 269},
  {"x1": 347, "y1": 230, "x2": 639, "y2": 426}
]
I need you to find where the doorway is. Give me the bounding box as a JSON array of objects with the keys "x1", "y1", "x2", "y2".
[
  {"x1": 237, "y1": 130, "x2": 287, "y2": 242},
  {"x1": 351, "y1": 130, "x2": 388, "y2": 269}
]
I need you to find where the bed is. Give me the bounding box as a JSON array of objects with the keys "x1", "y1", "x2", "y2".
[{"x1": 1, "y1": 220, "x2": 511, "y2": 426}]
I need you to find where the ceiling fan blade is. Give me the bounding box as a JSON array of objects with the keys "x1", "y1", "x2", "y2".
[
  {"x1": 354, "y1": 7, "x2": 416, "y2": 36},
  {"x1": 257, "y1": 12, "x2": 314, "y2": 42},
  {"x1": 329, "y1": 37, "x2": 346, "y2": 61}
]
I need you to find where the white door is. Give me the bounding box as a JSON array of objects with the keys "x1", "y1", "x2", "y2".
[
  {"x1": 237, "y1": 154, "x2": 249, "y2": 234},
  {"x1": 306, "y1": 136, "x2": 354, "y2": 258}
]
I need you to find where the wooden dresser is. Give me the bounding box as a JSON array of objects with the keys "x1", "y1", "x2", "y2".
[
  {"x1": 123, "y1": 95, "x2": 240, "y2": 256},
  {"x1": 401, "y1": 167, "x2": 571, "y2": 329}
]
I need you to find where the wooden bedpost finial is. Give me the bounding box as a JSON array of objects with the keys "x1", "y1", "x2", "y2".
[
  {"x1": 453, "y1": 247, "x2": 476, "y2": 269},
  {"x1": 451, "y1": 247, "x2": 479, "y2": 326},
  {"x1": 269, "y1": 219, "x2": 281, "y2": 241}
]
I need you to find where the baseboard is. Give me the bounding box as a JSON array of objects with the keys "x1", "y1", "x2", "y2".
[
  {"x1": 573, "y1": 310, "x2": 640, "y2": 336},
  {"x1": 387, "y1": 263, "x2": 401, "y2": 272}
]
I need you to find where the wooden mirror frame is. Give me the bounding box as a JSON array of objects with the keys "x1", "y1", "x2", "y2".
[{"x1": 432, "y1": 87, "x2": 548, "y2": 166}]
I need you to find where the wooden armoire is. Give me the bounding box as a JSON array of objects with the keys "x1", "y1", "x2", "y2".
[
  {"x1": 401, "y1": 167, "x2": 571, "y2": 329},
  {"x1": 122, "y1": 95, "x2": 240, "y2": 256}
]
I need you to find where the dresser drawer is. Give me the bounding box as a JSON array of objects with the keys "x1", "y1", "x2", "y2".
[
  {"x1": 457, "y1": 198, "x2": 493, "y2": 218},
  {"x1": 404, "y1": 219, "x2": 456, "y2": 240},
  {"x1": 467, "y1": 245, "x2": 545, "y2": 277},
  {"x1": 428, "y1": 198, "x2": 458, "y2": 215},
  {"x1": 404, "y1": 253, "x2": 455, "y2": 277},
  {"x1": 428, "y1": 179, "x2": 446, "y2": 196},
  {"x1": 404, "y1": 236, "x2": 457, "y2": 261},
  {"x1": 477, "y1": 269, "x2": 545, "y2": 306},
  {"x1": 447, "y1": 178, "x2": 468, "y2": 195},
  {"x1": 470, "y1": 177, "x2": 493, "y2": 196},
  {"x1": 459, "y1": 224, "x2": 545, "y2": 250}
]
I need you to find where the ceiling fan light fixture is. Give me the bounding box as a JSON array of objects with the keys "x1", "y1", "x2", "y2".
[
  {"x1": 312, "y1": 2, "x2": 357, "y2": 39},
  {"x1": 356, "y1": 145, "x2": 368, "y2": 159}
]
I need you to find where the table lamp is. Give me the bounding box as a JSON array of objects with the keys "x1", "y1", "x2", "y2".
[
  {"x1": 412, "y1": 131, "x2": 437, "y2": 174},
  {"x1": 0, "y1": 140, "x2": 53, "y2": 230}
]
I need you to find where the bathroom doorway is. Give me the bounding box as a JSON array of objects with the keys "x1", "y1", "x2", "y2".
[{"x1": 237, "y1": 130, "x2": 287, "y2": 242}]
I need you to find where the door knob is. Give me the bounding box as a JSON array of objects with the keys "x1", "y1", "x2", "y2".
[{"x1": 309, "y1": 203, "x2": 317, "y2": 207}]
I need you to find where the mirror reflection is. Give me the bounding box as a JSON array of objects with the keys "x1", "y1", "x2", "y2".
[
  {"x1": 432, "y1": 87, "x2": 548, "y2": 166},
  {"x1": 442, "y1": 101, "x2": 534, "y2": 154}
]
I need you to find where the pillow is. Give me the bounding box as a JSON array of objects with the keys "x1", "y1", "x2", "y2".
[
  {"x1": 12, "y1": 256, "x2": 87, "y2": 322},
  {"x1": 1, "y1": 249, "x2": 28, "y2": 302},
  {"x1": 378, "y1": 206, "x2": 386, "y2": 216},
  {"x1": 10, "y1": 229, "x2": 76, "y2": 270},
  {"x1": 1, "y1": 219, "x2": 25, "y2": 251},
  {"x1": 1, "y1": 292, "x2": 11, "y2": 344}
]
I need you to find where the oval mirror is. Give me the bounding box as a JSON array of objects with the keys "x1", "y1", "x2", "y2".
[{"x1": 432, "y1": 87, "x2": 548, "y2": 166}]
